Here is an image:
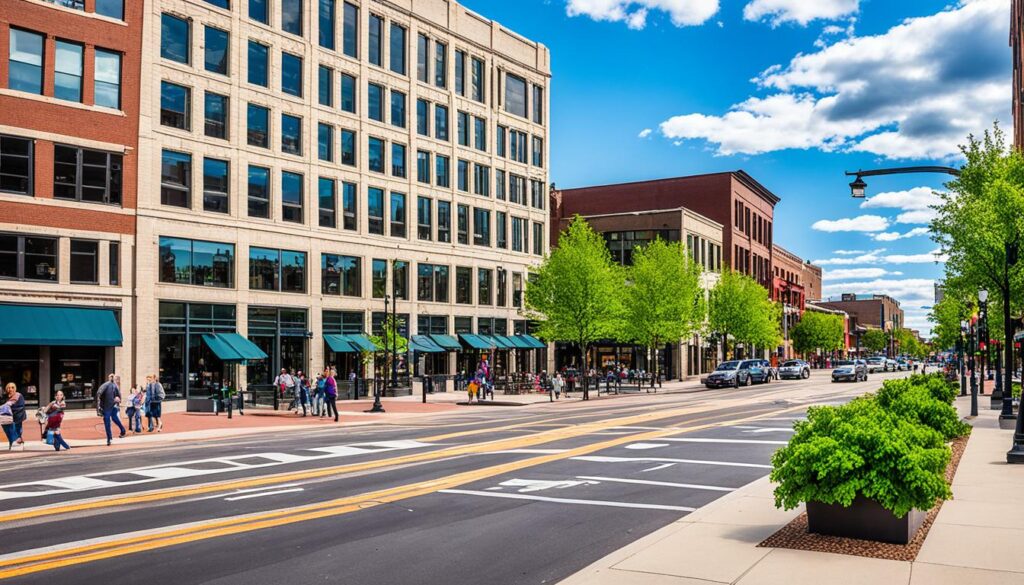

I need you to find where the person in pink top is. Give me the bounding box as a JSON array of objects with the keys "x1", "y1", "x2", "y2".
[{"x1": 323, "y1": 369, "x2": 339, "y2": 422}]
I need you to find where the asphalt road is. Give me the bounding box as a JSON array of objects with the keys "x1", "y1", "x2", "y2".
[{"x1": 0, "y1": 370, "x2": 908, "y2": 585}]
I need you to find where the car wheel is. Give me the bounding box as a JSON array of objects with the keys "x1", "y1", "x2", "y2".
[
  {"x1": 801, "y1": 369, "x2": 810, "y2": 379},
  {"x1": 744, "y1": 375, "x2": 752, "y2": 387},
  {"x1": 733, "y1": 378, "x2": 740, "y2": 389}
]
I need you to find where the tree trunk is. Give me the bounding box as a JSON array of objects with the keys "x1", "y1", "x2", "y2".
[
  {"x1": 651, "y1": 343, "x2": 658, "y2": 389},
  {"x1": 581, "y1": 339, "x2": 590, "y2": 401}
]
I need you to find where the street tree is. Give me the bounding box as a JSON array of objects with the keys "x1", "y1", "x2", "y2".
[
  {"x1": 929, "y1": 289, "x2": 974, "y2": 351},
  {"x1": 525, "y1": 215, "x2": 624, "y2": 399},
  {"x1": 790, "y1": 311, "x2": 845, "y2": 358},
  {"x1": 370, "y1": 314, "x2": 409, "y2": 386},
  {"x1": 932, "y1": 124, "x2": 1024, "y2": 398},
  {"x1": 620, "y1": 239, "x2": 705, "y2": 388},
  {"x1": 707, "y1": 270, "x2": 782, "y2": 359},
  {"x1": 861, "y1": 328, "x2": 888, "y2": 354}
]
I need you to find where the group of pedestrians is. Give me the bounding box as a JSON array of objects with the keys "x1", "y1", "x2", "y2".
[{"x1": 276, "y1": 367, "x2": 342, "y2": 422}]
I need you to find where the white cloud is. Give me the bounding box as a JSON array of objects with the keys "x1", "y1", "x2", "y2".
[
  {"x1": 811, "y1": 215, "x2": 889, "y2": 233},
  {"x1": 638, "y1": 128, "x2": 653, "y2": 139},
  {"x1": 873, "y1": 227, "x2": 930, "y2": 241},
  {"x1": 813, "y1": 248, "x2": 945, "y2": 265},
  {"x1": 860, "y1": 187, "x2": 941, "y2": 211},
  {"x1": 744, "y1": 0, "x2": 859, "y2": 27},
  {"x1": 822, "y1": 278, "x2": 936, "y2": 334},
  {"x1": 658, "y1": 0, "x2": 1009, "y2": 159},
  {"x1": 565, "y1": 0, "x2": 719, "y2": 29},
  {"x1": 886, "y1": 249, "x2": 947, "y2": 264},
  {"x1": 833, "y1": 249, "x2": 866, "y2": 255},
  {"x1": 823, "y1": 268, "x2": 903, "y2": 280},
  {"x1": 895, "y1": 209, "x2": 938, "y2": 224}
]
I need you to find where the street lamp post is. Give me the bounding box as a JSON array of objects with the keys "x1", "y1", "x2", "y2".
[
  {"x1": 979, "y1": 290, "x2": 988, "y2": 399},
  {"x1": 1008, "y1": 332, "x2": 1024, "y2": 462},
  {"x1": 959, "y1": 320, "x2": 968, "y2": 397},
  {"x1": 970, "y1": 314, "x2": 979, "y2": 418}
]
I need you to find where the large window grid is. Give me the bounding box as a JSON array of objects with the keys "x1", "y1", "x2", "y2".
[
  {"x1": 53, "y1": 145, "x2": 123, "y2": 205},
  {"x1": 0, "y1": 136, "x2": 33, "y2": 195},
  {"x1": 322, "y1": 253, "x2": 361, "y2": 296},
  {"x1": 159, "y1": 236, "x2": 234, "y2": 287},
  {"x1": 249, "y1": 247, "x2": 306, "y2": 292},
  {"x1": 0, "y1": 234, "x2": 57, "y2": 282},
  {"x1": 417, "y1": 264, "x2": 449, "y2": 303}
]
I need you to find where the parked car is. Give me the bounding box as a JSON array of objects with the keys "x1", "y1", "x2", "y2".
[
  {"x1": 866, "y1": 357, "x2": 886, "y2": 373},
  {"x1": 832, "y1": 359, "x2": 868, "y2": 383},
  {"x1": 885, "y1": 358, "x2": 898, "y2": 372},
  {"x1": 778, "y1": 359, "x2": 811, "y2": 380},
  {"x1": 742, "y1": 360, "x2": 774, "y2": 384},
  {"x1": 896, "y1": 359, "x2": 910, "y2": 371},
  {"x1": 705, "y1": 361, "x2": 749, "y2": 388}
]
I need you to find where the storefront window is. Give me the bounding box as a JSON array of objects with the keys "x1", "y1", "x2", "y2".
[
  {"x1": 247, "y1": 307, "x2": 308, "y2": 385},
  {"x1": 159, "y1": 301, "x2": 235, "y2": 398}
]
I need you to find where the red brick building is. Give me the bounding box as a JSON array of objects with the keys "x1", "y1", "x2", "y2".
[
  {"x1": 0, "y1": 0, "x2": 141, "y2": 406},
  {"x1": 553, "y1": 171, "x2": 780, "y2": 289}
]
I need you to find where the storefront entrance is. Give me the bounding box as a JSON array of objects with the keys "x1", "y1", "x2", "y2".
[
  {"x1": 247, "y1": 307, "x2": 309, "y2": 383},
  {"x1": 159, "y1": 302, "x2": 234, "y2": 399}
]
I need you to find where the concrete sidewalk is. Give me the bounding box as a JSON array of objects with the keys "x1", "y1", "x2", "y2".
[{"x1": 561, "y1": 396, "x2": 1024, "y2": 585}]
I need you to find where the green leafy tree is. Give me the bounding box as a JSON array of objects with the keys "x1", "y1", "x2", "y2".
[
  {"x1": 707, "y1": 270, "x2": 782, "y2": 359},
  {"x1": 929, "y1": 291, "x2": 973, "y2": 351},
  {"x1": 932, "y1": 124, "x2": 1024, "y2": 398},
  {"x1": 524, "y1": 216, "x2": 624, "y2": 399},
  {"x1": 370, "y1": 314, "x2": 409, "y2": 383},
  {"x1": 620, "y1": 239, "x2": 705, "y2": 387},
  {"x1": 791, "y1": 311, "x2": 845, "y2": 357},
  {"x1": 861, "y1": 328, "x2": 887, "y2": 353}
]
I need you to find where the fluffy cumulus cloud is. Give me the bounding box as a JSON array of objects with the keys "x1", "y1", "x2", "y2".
[
  {"x1": 833, "y1": 249, "x2": 866, "y2": 255},
  {"x1": 822, "y1": 278, "x2": 937, "y2": 333},
  {"x1": 873, "y1": 227, "x2": 931, "y2": 242},
  {"x1": 744, "y1": 0, "x2": 859, "y2": 26},
  {"x1": 860, "y1": 187, "x2": 941, "y2": 212},
  {"x1": 565, "y1": 0, "x2": 719, "y2": 29},
  {"x1": 823, "y1": 267, "x2": 902, "y2": 280},
  {"x1": 658, "y1": 0, "x2": 1009, "y2": 159},
  {"x1": 638, "y1": 128, "x2": 653, "y2": 138},
  {"x1": 895, "y1": 209, "x2": 938, "y2": 224},
  {"x1": 813, "y1": 248, "x2": 946, "y2": 266},
  {"x1": 811, "y1": 215, "x2": 889, "y2": 233}
]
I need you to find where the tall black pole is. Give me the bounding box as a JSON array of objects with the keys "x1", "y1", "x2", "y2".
[
  {"x1": 1008, "y1": 336, "x2": 1024, "y2": 462},
  {"x1": 970, "y1": 319, "x2": 979, "y2": 417},
  {"x1": 959, "y1": 332, "x2": 966, "y2": 397},
  {"x1": 391, "y1": 263, "x2": 398, "y2": 390}
]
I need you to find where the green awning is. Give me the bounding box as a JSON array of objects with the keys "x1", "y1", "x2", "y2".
[
  {"x1": 324, "y1": 334, "x2": 359, "y2": 353},
  {"x1": 430, "y1": 334, "x2": 462, "y2": 351},
  {"x1": 491, "y1": 335, "x2": 516, "y2": 349},
  {"x1": 521, "y1": 334, "x2": 547, "y2": 349},
  {"x1": 345, "y1": 334, "x2": 380, "y2": 352},
  {"x1": 460, "y1": 333, "x2": 495, "y2": 350},
  {"x1": 202, "y1": 333, "x2": 268, "y2": 363},
  {"x1": 410, "y1": 335, "x2": 445, "y2": 353},
  {"x1": 507, "y1": 336, "x2": 533, "y2": 349},
  {"x1": 0, "y1": 304, "x2": 122, "y2": 346}
]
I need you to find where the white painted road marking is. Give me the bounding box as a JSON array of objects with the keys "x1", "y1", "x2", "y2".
[
  {"x1": 739, "y1": 427, "x2": 794, "y2": 434},
  {"x1": 658, "y1": 438, "x2": 789, "y2": 445},
  {"x1": 497, "y1": 479, "x2": 600, "y2": 493},
  {"x1": 624, "y1": 443, "x2": 670, "y2": 450},
  {"x1": 574, "y1": 476, "x2": 734, "y2": 492},
  {"x1": 224, "y1": 488, "x2": 305, "y2": 502},
  {"x1": 573, "y1": 456, "x2": 772, "y2": 469},
  {"x1": 641, "y1": 463, "x2": 676, "y2": 473},
  {"x1": 439, "y1": 489, "x2": 696, "y2": 512}
]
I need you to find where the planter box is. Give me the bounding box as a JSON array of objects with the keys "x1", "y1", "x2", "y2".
[{"x1": 806, "y1": 497, "x2": 927, "y2": 544}]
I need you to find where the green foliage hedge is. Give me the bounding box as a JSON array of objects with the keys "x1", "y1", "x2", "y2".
[{"x1": 771, "y1": 373, "x2": 968, "y2": 518}]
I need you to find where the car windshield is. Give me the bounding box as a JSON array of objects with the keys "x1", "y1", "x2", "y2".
[
  {"x1": 782, "y1": 361, "x2": 801, "y2": 367},
  {"x1": 835, "y1": 360, "x2": 854, "y2": 366},
  {"x1": 740, "y1": 361, "x2": 759, "y2": 368},
  {"x1": 868, "y1": 357, "x2": 883, "y2": 362},
  {"x1": 716, "y1": 361, "x2": 740, "y2": 371}
]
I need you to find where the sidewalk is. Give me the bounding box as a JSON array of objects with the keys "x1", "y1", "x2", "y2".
[{"x1": 561, "y1": 395, "x2": 1024, "y2": 585}]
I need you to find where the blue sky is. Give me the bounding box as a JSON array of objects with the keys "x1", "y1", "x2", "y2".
[{"x1": 460, "y1": 0, "x2": 1010, "y2": 334}]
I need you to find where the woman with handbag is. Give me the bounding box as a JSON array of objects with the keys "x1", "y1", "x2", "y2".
[
  {"x1": 45, "y1": 390, "x2": 71, "y2": 452},
  {"x1": 2, "y1": 383, "x2": 25, "y2": 450}
]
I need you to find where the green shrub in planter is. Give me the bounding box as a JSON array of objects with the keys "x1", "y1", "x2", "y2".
[
  {"x1": 771, "y1": 396, "x2": 951, "y2": 518},
  {"x1": 876, "y1": 379, "x2": 971, "y2": 440}
]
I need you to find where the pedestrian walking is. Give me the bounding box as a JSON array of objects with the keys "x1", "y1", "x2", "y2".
[
  {"x1": 296, "y1": 372, "x2": 310, "y2": 417},
  {"x1": 145, "y1": 374, "x2": 165, "y2": 432},
  {"x1": 125, "y1": 385, "x2": 143, "y2": 433},
  {"x1": 2, "y1": 383, "x2": 26, "y2": 450},
  {"x1": 323, "y1": 368, "x2": 339, "y2": 422},
  {"x1": 44, "y1": 390, "x2": 71, "y2": 452},
  {"x1": 274, "y1": 368, "x2": 296, "y2": 409},
  {"x1": 552, "y1": 373, "x2": 563, "y2": 400},
  {"x1": 313, "y1": 373, "x2": 326, "y2": 417},
  {"x1": 96, "y1": 374, "x2": 125, "y2": 446},
  {"x1": 467, "y1": 378, "x2": 479, "y2": 403}
]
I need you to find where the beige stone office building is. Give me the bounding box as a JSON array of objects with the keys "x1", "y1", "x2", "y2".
[{"x1": 136, "y1": 0, "x2": 550, "y2": 398}]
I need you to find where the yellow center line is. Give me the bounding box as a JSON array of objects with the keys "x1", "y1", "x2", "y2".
[{"x1": 0, "y1": 404, "x2": 805, "y2": 580}]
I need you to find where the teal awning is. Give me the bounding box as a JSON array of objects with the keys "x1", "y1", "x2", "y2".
[
  {"x1": 324, "y1": 334, "x2": 359, "y2": 353},
  {"x1": 460, "y1": 333, "x2": 495, "y2": 350},
  {"x1": 202, "y1": 333, "x2": 268, "y2": 363},
  {"x1": 521, "y1": 334, "x2": 547, "y2": 349},
  {"x1": 430, "y1": 334, "x2": 462, "y2": 351},
  {"x1": 0, "y1": 304, "x2": 122, "y2": 346},
  {"x1": 491, "y1": 335, "x2": 516, "y2": 349},
  {"x1": 410, "y1": 335, "x2": 445, "y2": 353},
  {"x1": 346, "y1": 334, "x2": 380, "y2": 352},
  {"x1": 507, "y1": 336, "x2": 533, "y2": 349}
]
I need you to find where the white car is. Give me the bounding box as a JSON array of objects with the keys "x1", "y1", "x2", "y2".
[{"x1": 866, "y1": 357, "x2": 886, "y2": 373}]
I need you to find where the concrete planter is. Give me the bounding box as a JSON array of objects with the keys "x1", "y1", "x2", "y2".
[{"x1": 806, "y1": 497, "x2": 927, "y2": 544}]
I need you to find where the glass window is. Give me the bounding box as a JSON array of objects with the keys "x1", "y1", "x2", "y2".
[
  {"x1": 417, "y1": 34, "x2": 429, "y2": 83},
  {"x1": 456, "y1": 159, "x2": 468, "y2": 192},
  {"x1": 318, "y1": 123, "x2": 333, "y2": 161},
  {"x1": 436, "y1": 155, "x2": 450, "y2": 188},
  {"x1": 434, "y1": 105, "x2": 448, "y2": 141},
  {"x1": 0, "y1": 235, "x2": 57, "y2": 282},
  {"x1": 69, "y1": 240, "x2": 98, "y2": 284},
  {"x1": 248, "y1": 165, "x2": 270, "y2": 218},
  {"x1": 159, "y1": 237, "x2": 234, "y2": 287},
  {"x1": 205, "y1": 0, "x2": 230, "y2": 9},
  {"x1": 532, "y1": 136, "x2": 544, "y2": 167},
  {"x1": 531, "y1": 179, "x2": 546, "y2": 209},
  {"x1": 52, "y1": 145, "x2": 123, "y2": 205},
  {"x1": 513, "y1": 273, "x2": 523, "y2": 308},
  {"x1": 457, "y1": 204, "x2": 468, "y2": 245},
  {"x1": 495, "y1": 169, "x2": 505, "y2": 200},
  {"x1": 342, "y1": 181, "x2": 357, "y2": 230},
  {"x1": 496, "y1": 125, "x2": 507, "y2": 157},
  {"x1": 417, "y1": 264, "x2": 447, "y2": 302},
  {"x1": 322, "y1": 254, "x2": 360, "y2": 296},
  {"x1": 471, "y1": 57, "x2": 484, "y2": 102},
  {"x1": 417, "y1": 196, "x2": 432, "y2": 241},
  {"x1": 318, "y1": 177, "x2": 336, "y2": 228},
  {"x1": 496, "y1": 211, "x2": 507, "y2": 248},
  {"x1": 391, "y1": 143, "x2": 406, "y2": 178},
  {"x1": 390, "y1": 191, "x2": 406, "y2": 238},
  {"x1": 511, "y1": 216, "x2": 524, "y2": 252},
  {"x1": 533, "y1": 84, "x2": 544, "y2": 124},
  {"x1": 109, "y1": 241, "x2": 120, "y2": 286},
  {"x1": 474, "y1": 117, "x2": 487, "y2": 151},
  {"x1": 473, "y1": 208, "x2": 490, "y2": 247},
  {"x1": 161, "y1": 14, "x2": 190, "y2": 64},
  {"x1": 368, "y1": 83, "x2": 384, "y2": 122},
  {"x1": 204, "y1": 26, "x2": 229, "y2": 75},
  {"x1": 509, "y1": 174, "x2": 525, "y2": 204},
  {"x1": 416, "y1": 99, "x2": 430, "y2": 136},
  {"x1": 161, "y1": 149, "x2": 191, "y2": 208},
  {"x1": 455, "y1": 267, "x2": 472, "y2": 304},
  {"x1": 247, "y1": 103, "x2": 269, "y2": 147},
  {"x1": 434, "y1": 42, "x2": 447, "y2": 88},
  {"x1": 249, "y1": 247, "x2": 278, "y2": 290},
  {"x1": 319, "y1": 0, "x2": 335, "y2": 49},
  {"x1": 510, "y1": 130, "x2": 528, "y2": 163},
  {"x1": 282, "y1": 171, "x2": 304, "y2": 223},
  {"x1": 55, "y1": 41, "x2": 84, "y2": 102},
  {"x1": 457, "y1": 111, "x2": 469, "y2": 146},
  {"x1": 281, "y1": 113, "x2": 302, "y2": 155},
  {"x1": 96, "y1": 0, "x2": 125, "y2": 19},
  {"x1": 367, "y1": 187, "x2": 384, "y2": 235},
  {"x1": 340, "y1": 73, "x2": 356, "y2": 113},
  {"x1": 533, "y1": 222, "x2": 544, "y2": 255},
  {"x1": 248, "y1": 41, "x2": 269, "y2": 86},
  {"x1": 341, "y1": 129, "x2": 356, "y2": 166},
  {"x1": 249, "y1": 0, "x2": 268, "y2": 23},
  {"x1": 282, "y1": 0, "x2": 303, "y2": 36},
  {"x1": 368, "y1": 137, "x2": 384, "y2": 173},
  {"x1": 287, "y1": 251, "x2": 309, "y2": 292},
  {"x1": 318, "y1": 65, "x2": 333, "y2": 106},
  {"x1": 454, "y1": 50, "x2": 465, "y2": 96},
  {"x1": 160, "y1": 81, "x2": 190, "y2": 130},
  {"x1": 281, "y1": 52, "x2": 303, "y2": 97},
  {"x1": 473, "y1": 163, "x2": 489, "y2": 197},
  {"x1": 390, "y1": 90, "x2": 406, "y2": 128},
  {"x1": 9, "y1": 29, "x2": 44, "y2": 95},
  {"x1": 372, "y1": 259, "x2": 386, "y2": 298},
  {"x1": 437, "y1": 200, "x2": 451, "y2": 243},
  {"x1": 416, "y1": 150, "x2": 430, "y2": 184},
  {"x1": 202, "y1": 157, "x2": 229, "y2": 213},
  {"x1": 477, "y1": 268, "x2": 492, "y2": 305},
  {"x1": 94, "y1": 49, "x2": 121, "y2": 109},
  {"x1": 505, "y1": 73, "x2": 527, "y2": 117},
  {"x1": 393, "y1": 260, "x2": 409, "y2": 300},
  {"x1": 497, "y1": 268, "x2": 507, "y2": 307},
  {"x1": 343, "y1": 2, "x2": 359, "y2": 58},
  {"x1": 368, "y1": 14, "x2": 383, "y2": 66},
  {"x1": 204, "y1": 92, "x2": 229, "y2": 139},
  {"x1": 389, "y1": 23, "x2": 406, "y2": 75},
  {"x1": 0, "y1": 136, "x2": 33, "y2": 195}
]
